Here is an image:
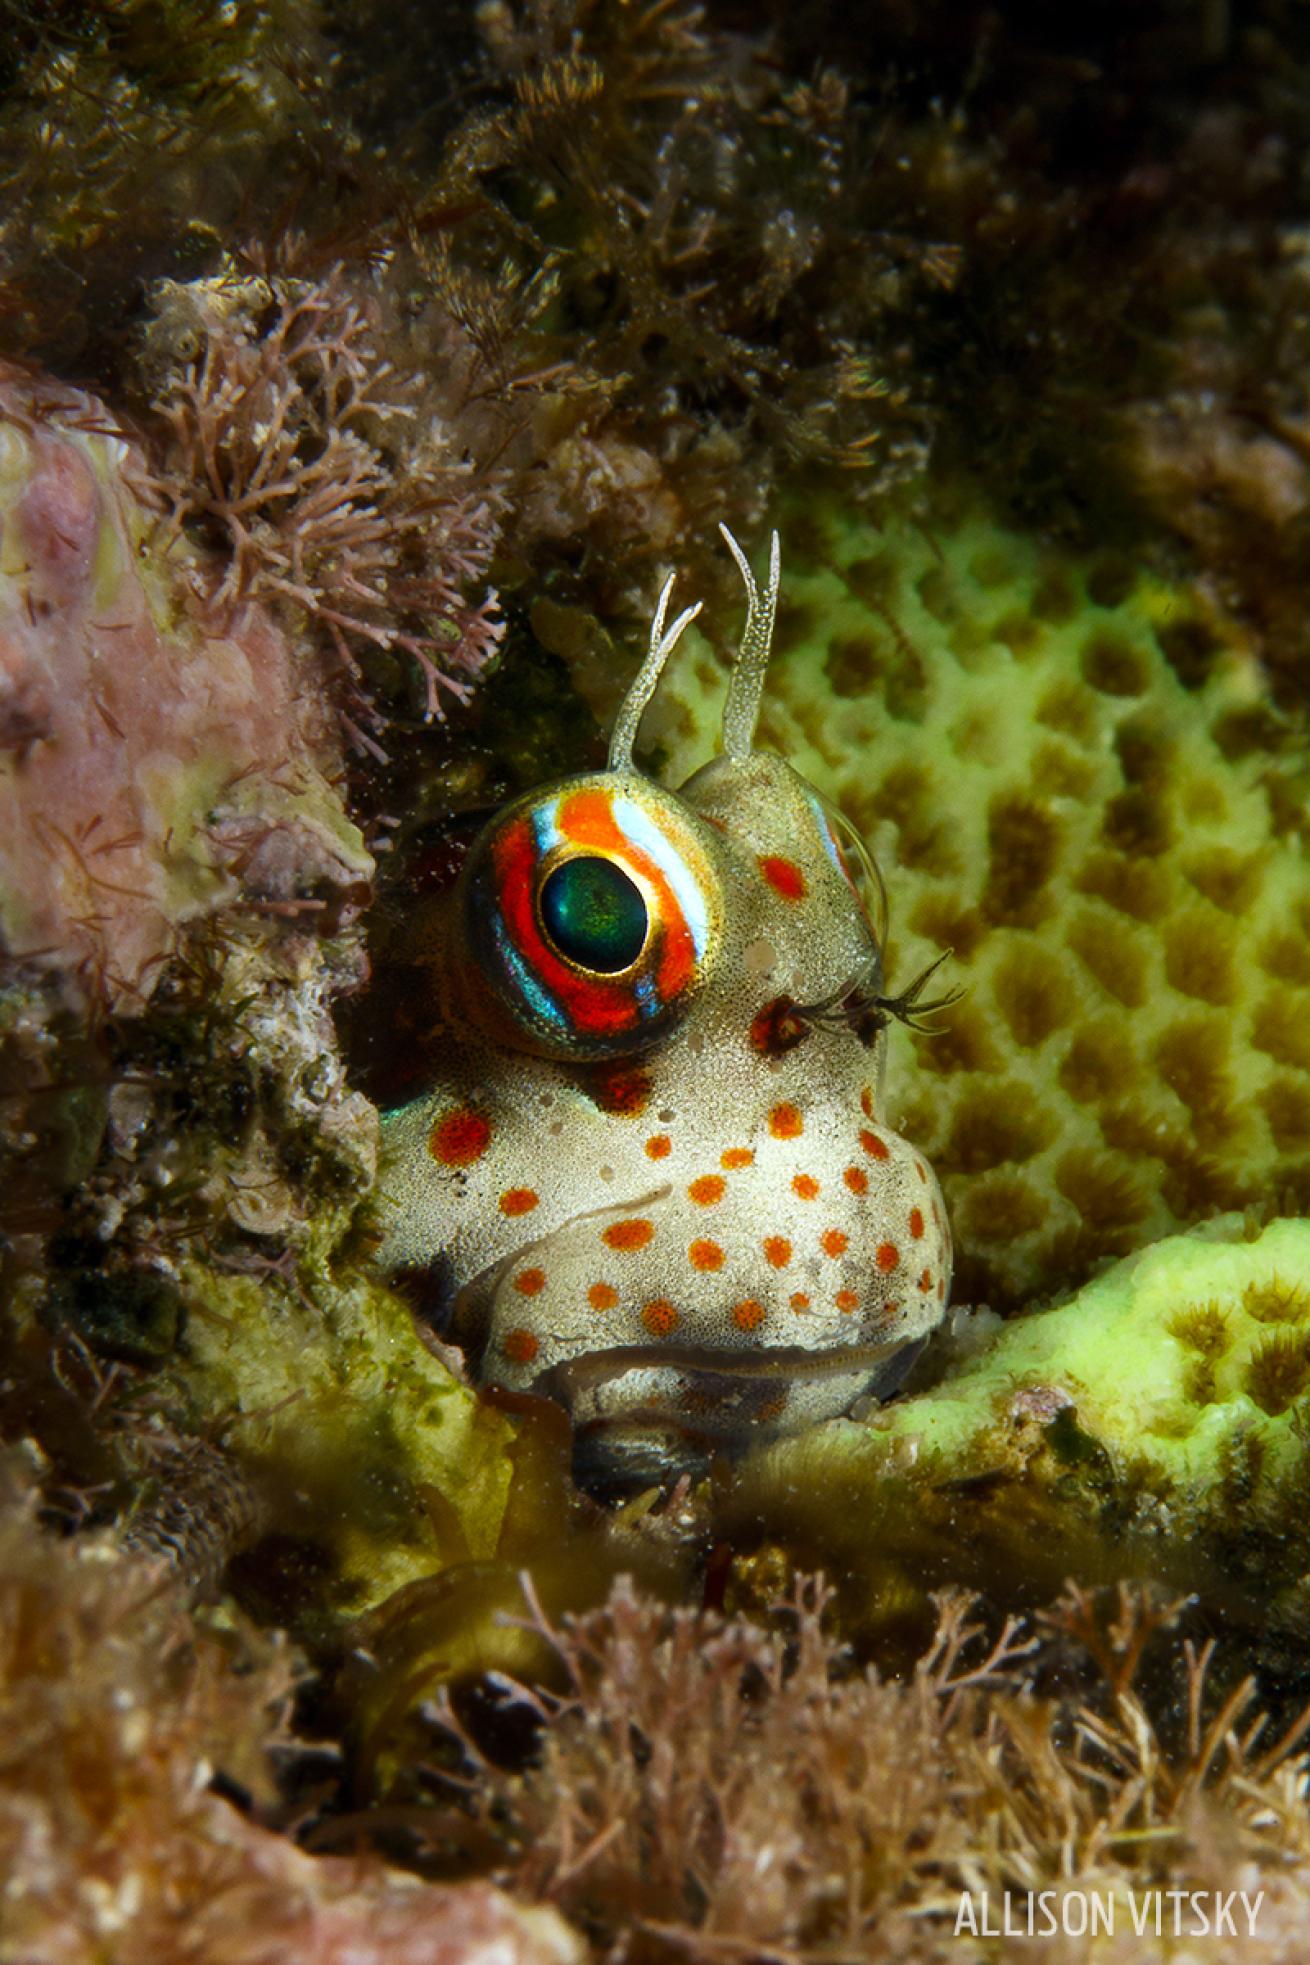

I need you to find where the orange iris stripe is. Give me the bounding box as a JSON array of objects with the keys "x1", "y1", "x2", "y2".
[
  {"x1": 557, "y1": 788, "x2": 697, "y2": 1005},
  {"x1": 493, "y1": 815, "x2": 638, "y2": 1037}
]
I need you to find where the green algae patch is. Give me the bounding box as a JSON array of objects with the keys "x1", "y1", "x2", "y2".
[
  {"x1": 169, "y1": 1242, "x2": 520, "y2": 1621},
  {"x1": 721, "y1": 1217, "x2": 1310, "y2": 1648}
]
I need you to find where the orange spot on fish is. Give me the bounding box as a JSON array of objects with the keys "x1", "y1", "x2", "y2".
[
  {"x1": 502, "y1": 1328, "x2": 539, "y2": 1365},
  {"x1": 769, "y1": 1102, "x2": 803, "y2": 1139},
  {"x1": 689, "y1": 1175, "x2": 726, "y2": 1205},
  {"x1": 792, "y1": 1173, "x2": 820, "y2": 1200},
  {"x1": 429, "y1": 1107, "x2": 491, "y2": 1167},
  {"x1": 645, "y1": 1134, "x2": 672, "y2": 1159},
  {"x1": 689, "y1": 1238, "x2": 725, "y2": 1271},
  {"x1": 588, "y1": 1064, "x2": 652, "y2": 1116},
  {"x1": 835, "y1": 1289, "x2": 859, "y2": 1313},
  {"x1": 909, "y1": 1207, "x2": 925, "y2": 1239},
  {"x1": 588, "y1": 1282, "x2": 618, "y2": 1310},
  {"x1": 790, "y1": 1291, "x2": 810, "y2": 1311},
  {"x1": 763, "y1": 1236, "x2": 792, "y2": 1268},
  {"x1": 821, "y1": 1228, "x2": 849, "y2": 1258},
  {"x1": 499, "y1": 1186, "x2": 539, "y2": 1216},
  {"x1": 732, "y1": 1298, "x2": 765, "y2": 1332},
  {"x1": 513, "y1": 1267, "x2": 546, "y2": 1296},
  {"x1": 876, "y1": 1242, "x2": 899, "y2": 1272},
  {"x1": 604, "y1": 1218, "x2": 654, "y2": 1251},
  {"x1": 642, "y1": 1298, "x2": 679, "y2": 1336},
  {"x1": 844, "y1": 1166, "x2": 868, "y2": 1195},
  {"x1": 721, "y1": 1147, "x2": 754, "y2": 1169},
  {"x1": 861, "y1": 1129, "x2": 891, "y2": 1160}
]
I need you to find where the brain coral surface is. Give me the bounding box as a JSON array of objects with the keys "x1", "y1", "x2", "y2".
[{"x1": 648, "y1": 487, "x2": 1310, "y2": 1309}]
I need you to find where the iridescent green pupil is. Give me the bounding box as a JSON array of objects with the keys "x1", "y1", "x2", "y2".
[{"x1": 540, "y1": 856, "x2": 647, "y2": 973}]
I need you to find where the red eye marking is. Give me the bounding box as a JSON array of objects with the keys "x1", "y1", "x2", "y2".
[
  {"x1": 721, "y1": 1147, "x2": 754, "y2": 1169},
  {"x1": 821, "y1": 1228, "x2": 849, "y2": 1258},
  {"x1": 876, "y1": 1242, "x2": 900, "y2": 1272},
  {"x1": 642, "y1": 1298, "x2": 680, "y2": 1336},
  {"x1": 502, "y1": 1328, "x2": 540, "y2": 1364},
  {"x1": 604, "y1": 1218, "x2": 654, "y2": 1250},
  {"x1": 844, "y1": 1167, "x2": 868, "y2": 1195},
  {"x1": 429, "y1": 1107, "x2": 491, "y2": 1166},
  {"x1": 559, "y1": 788, "x2": 696, "y2": 1003},
  {"x1": 732, "y1": 1299, "x2": 765, "y2": 1331},
  {"x1": 758, "y1": 854, "x2": 807, "y2": 902},
  {"x1": 689, "y1": 1238, "x2": 725, "y2": 1271},
  {"x1": 646, "y1": 1134, "x2": 672, "y2": 1159},
  {"x1": 836, "y1": 1289, "x2": 859, "y2": 1313},
  {"x1": 909, "y1": 1208, "x2": 925, "y2": 1238},
  {"x1": 513, "y1": 1267, "x2": 546, "y2": 1296},
  {"x1": 499, "y1": 1187, "x2": 539, "y2": 1216},
  {"x1": 688, "y1": 1175, "x2": 726, "y2": 1205},
  {"x1": 861, "y1": 1129, "x2": 891, "y2": 1160},
  {"x1": 494, "y1": 817, "x2": 637, "y2": 1037},
  {"x1": 588, "y1": 1281, "x2": 619, "y2": 1310},
  {"x1": 763, "y1": 1236, "x2": 792, "y2": 1268},
  {"x1": 769, "y1": 1102, "x2": 803, "y2": 1139}
]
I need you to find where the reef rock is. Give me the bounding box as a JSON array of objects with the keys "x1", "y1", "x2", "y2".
[{"x1": 0, "y1": 360, "x2": 371, "y2": 1011}]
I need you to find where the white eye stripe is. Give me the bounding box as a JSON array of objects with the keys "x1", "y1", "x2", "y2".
[
  {"x1": 611, "y1": 796, "x2": 711, "y2": 960},
  {"x1": 531, "y1": 788, "x2": 712, "y2": 965}
]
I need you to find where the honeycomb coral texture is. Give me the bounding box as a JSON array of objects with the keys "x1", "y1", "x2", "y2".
[{"x1": 652, "y1": 488, "x2": 1310, "y2": 1307}]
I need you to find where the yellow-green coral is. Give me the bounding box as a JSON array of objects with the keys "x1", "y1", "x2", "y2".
[
  {"x1": 722, "y1": 1215, "x2": 1310, "y2": 1640},
  {"x1": 168, "y1": 1227, "x2": 524, "y2": 1616},
  {"x1": 650, "y1": 485, "x2": 1310, "y2": 1307}
]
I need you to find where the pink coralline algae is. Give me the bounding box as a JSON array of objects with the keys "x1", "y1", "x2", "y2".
[{"x1": 0, "y1": 360, "x2": 372, "y2": 1009}]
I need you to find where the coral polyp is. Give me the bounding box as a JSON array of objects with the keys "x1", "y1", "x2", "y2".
[{"x1": 649, "y1": 488, "x2": 1310, "y2": 1308}]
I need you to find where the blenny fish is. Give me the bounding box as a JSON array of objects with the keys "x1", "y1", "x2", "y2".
[{"x1": 379, "y1": 528, "x2": 952, "y2": 1487}]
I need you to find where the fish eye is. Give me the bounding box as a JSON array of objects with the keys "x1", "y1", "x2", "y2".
[
  {"x1": 459, "y1": 774, "x2": 724, "y2": 1060},
  {"x1": 539, "y1": 855, "x2": 649, "y2": 973}
]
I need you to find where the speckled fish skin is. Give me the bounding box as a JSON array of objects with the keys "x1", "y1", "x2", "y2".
[{"x1": 379, "y1": 538, "x2": 951, "y2": 1486}]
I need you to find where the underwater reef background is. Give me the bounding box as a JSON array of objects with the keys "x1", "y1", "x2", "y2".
[{"x1": 6, "y1": 0, "x2": 1310, "y2": 1958}]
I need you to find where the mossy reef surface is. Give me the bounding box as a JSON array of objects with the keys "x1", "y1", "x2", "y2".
[{"x1": 5, "y1": 3, "x2": 1310, "y2": 1961}]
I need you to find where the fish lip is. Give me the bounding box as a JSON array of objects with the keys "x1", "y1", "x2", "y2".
[{"x1": 533, "y1": 1334, "x2": 907, "y2": 1401}]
